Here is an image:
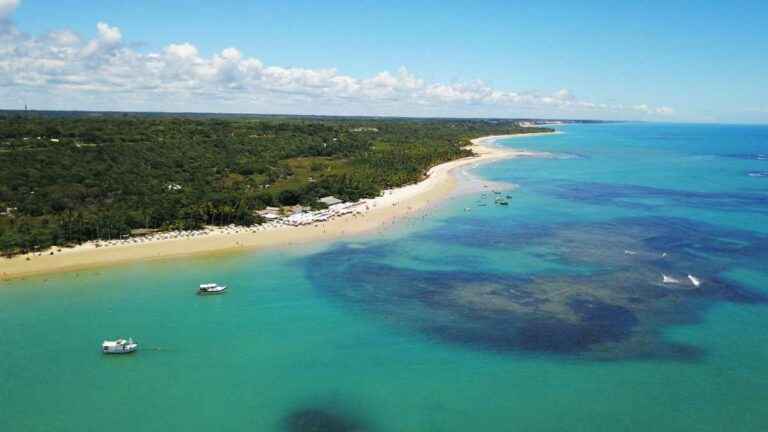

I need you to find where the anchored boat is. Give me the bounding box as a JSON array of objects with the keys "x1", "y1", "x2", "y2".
[
  {"x1": 198, "y1": 283, "x2": 227, "y2": 295},
  {"x1": 661, "y1": 274, "x2": 680, "y2": 284},
  {"x1": 102, "y1": 338, "x2": 138, "y2": 354}
]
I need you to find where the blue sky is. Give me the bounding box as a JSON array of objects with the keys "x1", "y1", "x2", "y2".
[{"x1": 3, "y1": 0, "x2": 767, "y2": 122}]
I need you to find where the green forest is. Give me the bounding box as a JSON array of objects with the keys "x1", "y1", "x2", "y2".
[{"x1": 0, "y1": 112, "x2": 551, "y2": 256}]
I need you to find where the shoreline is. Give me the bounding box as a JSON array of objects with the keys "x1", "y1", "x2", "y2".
[{"x1": 0, "y1": 131, "x2": 558, "y2": 282}]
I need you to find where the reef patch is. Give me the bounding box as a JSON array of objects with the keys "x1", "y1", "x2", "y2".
[{"x1": 306, "y1": 217, "x2": 767, "y2": 360}]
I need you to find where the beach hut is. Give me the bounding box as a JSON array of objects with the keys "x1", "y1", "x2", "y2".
[
  {"x1": 287, "y1": 205, "x2": 309, "y2": 215},
  {"x1": 256, "y1": 207, "x2": 282, "y2": 220}
]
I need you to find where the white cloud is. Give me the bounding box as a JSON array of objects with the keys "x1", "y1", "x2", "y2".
[
  {"x1": 80, "y1": 22, "x2": 122, "y2": 57},
  {"x1": 165, "y1": 42, "x2": 199, "y2": 59},
  {"x1": 554, "y1": 88, "x2": 575, "y2": 101},
  {"x1": 0, "y1": 13, "x2": 675, "y2": 119},
  {"x1": 0, "y1": 0, "x2": 19, "y2": 20},
  {"x1": 96, "y1": 21, "x2": 121, "y2": 44},
  {"x1": 654, "y1": 106, "x2": 675, "y2": 115},
  {"x1": 46, "y1": 29, "x2": 81, "y2": 46},
  {"x1": 632, "y1": 104, "x2": 675, "y2": 115},
  {"x1": 220, "y1": 47, "x2": 241, "y2": 61}
]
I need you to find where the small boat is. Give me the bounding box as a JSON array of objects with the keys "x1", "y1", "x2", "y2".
[
  {"x1": 198, "y1": 283, "x2": 227, "y2": 295},
  {"x1": 687, "y1": 275, "x2": 702, "y2": 287},
  {"x1": 662, "y1": 274, "x2": 680, "y2": 284},
  {"x1": 495, "y1": 197, "x2": 509, "y2": 206},
  {"x1": 624, "y1": 250, "x2": 637, "y2": 255},
  {"x1": 102, "y1": 338, "x2": 138, "y2": 354}
]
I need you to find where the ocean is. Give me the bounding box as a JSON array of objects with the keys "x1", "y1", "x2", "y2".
[{"x1": 1, "y1": 123, "x2": 767, "y2": 431}]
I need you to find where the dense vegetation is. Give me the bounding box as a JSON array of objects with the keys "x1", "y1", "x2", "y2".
[{"x1": 0, "y1": 112, "x2": 551, "y2": 255}]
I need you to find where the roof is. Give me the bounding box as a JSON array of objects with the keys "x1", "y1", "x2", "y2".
[
  {"x1": 319, "y1": 196, "x2": 343, "y2": 205},
  {"x1": 130, "y1": 228, "x2": 160, "y2": 236}
]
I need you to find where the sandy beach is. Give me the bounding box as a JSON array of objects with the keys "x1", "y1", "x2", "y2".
[{"x1": 0, "y1": 132, "x2": 556, "y2": 281}]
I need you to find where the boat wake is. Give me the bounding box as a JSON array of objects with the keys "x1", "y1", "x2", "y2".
[
  {"x1": 688, "y1": 274, "x2": 702, "y2": 287},
  {"x1": 550, "y1": 152, "x2": 588, "y2": 160}
]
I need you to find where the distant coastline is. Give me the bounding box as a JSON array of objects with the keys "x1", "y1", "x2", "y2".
[{"x1": 0, "y1": 131, "x2": 559, "y2": 281}]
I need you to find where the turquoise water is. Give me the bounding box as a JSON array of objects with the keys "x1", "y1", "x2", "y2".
[{"x1": 2, "y1": 123, "x2": 767, "y2": 431}]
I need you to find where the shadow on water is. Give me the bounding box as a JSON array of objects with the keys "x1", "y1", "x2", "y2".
[
  {"x1": 305, "y1": 216, "x2": 768, "y2": 361},
  {"x1": 282, "y1": 403, "x2": 374, "y2": 432}
]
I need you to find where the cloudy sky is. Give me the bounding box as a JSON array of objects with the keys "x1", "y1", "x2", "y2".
[{"x1": 2, "y1": 0, "x2": 766, "y2": 122}]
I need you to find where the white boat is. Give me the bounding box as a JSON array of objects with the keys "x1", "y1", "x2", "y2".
[
  {"x1": 198, "y1": 283, "x2": 227, "y2": 295},
  {"x1": 662, "y1": 274, "x2": 680, "y2": 284},
  {"x1": 102, "y1": 338, "x2": 138, "y2": 354},
  {"x1": 687, "y1": 275, "x2": 702, "y2": 287}
]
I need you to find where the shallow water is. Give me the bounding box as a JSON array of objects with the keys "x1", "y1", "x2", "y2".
[{"x1": 2, "y1": 123, "x2": 767, "y2": 431}]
